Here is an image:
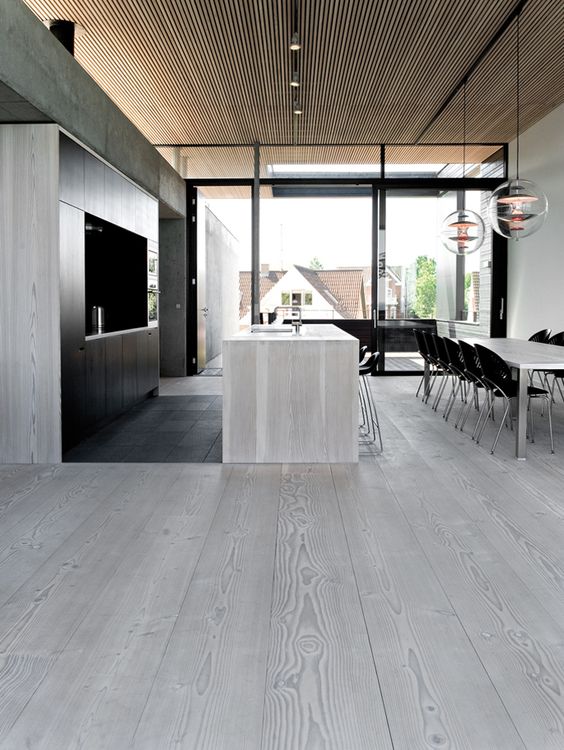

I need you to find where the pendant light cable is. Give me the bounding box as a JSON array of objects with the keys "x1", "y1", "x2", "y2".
[
  {"x1": 516, "y1": 11, "x2": 520, "y2": 180},
  {"x1": 462, "y1": 78, "x2": 467, "y2": 179}
]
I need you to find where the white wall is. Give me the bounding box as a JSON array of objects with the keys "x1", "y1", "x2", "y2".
[
  {"x1": 205, "y1": 207, "x2": 239, "y2": 362},
  {"x1": 507, "y1": 101, "x2": 564, "y2": 338}
]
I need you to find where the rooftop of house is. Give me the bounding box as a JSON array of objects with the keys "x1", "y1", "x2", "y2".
[{"x1": 239, "y1": 265, "x2": 365, "y2": 320}]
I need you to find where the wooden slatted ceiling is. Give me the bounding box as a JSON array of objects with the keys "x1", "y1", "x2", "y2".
[{"x1": 21, "y1": 0, "x2": 564, "y2": 172}]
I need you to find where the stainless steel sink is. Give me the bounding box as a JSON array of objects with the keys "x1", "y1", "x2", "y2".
[{"x1": 250, "y1": 324, "x2": 292, "y2": 333}]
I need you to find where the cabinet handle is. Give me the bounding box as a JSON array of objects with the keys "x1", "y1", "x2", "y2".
[{"x1": 79, "y1": 346, "x2": 85, "y2": 351}]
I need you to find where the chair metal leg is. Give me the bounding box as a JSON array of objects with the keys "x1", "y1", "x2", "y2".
[
  {"x1": 547, "y1": 395, "x2": 555, "y2": 453},
  {"x1": 556, "y1": 377, "x2": 564, "y2": 403},
  {"x1": 445, "y1": 379, "x2": 463, "y2": 422},
  {"x1": 424, "y1": 367, "x2": 438, "y2": 404},
  {"x1": 476, "y1": 392, "x2": 495, "y2": 444},
  {"x1": 442, "y1": 377, "x2": 457, "y2": 419},
  {"x1": 528, "y1": 396, "x2": 535, "y2": 443},
  {"x1": 458, "y1": 388, "x2": 476, "y2": 432},
  {"x1": 454, "y1": 387, "x2": 468, "y2": 429},
  {"x1": 432, "y1": 372, "x2": 449, "y2": 411},
  {"x1": 490, "y1": 398, "x2": 511, "y2": 454}
]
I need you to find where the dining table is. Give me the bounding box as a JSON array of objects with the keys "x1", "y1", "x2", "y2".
[{"x1": 458, "y1": 337, "x2": 564, "y2": 459}]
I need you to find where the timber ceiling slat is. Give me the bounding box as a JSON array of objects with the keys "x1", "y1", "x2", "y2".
[{"x1": 20, "y1": 0, "x2": 564, "y2": 176}]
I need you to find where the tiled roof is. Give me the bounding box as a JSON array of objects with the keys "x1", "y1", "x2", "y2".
[
  {"x1": 295, "y1": 266, "x2": 364, "y2": 319},
  {"x1": 239, "y1": 265, "x2": 365, "y2": 320},
  {"x1": 239, "y1": 270, "x2": 285, "y2": 317}
]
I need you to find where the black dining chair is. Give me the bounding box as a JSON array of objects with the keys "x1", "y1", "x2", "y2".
[
  {"x1": 543, "y1": 331, "x2": 564, "y2": 402},
  {"x1": 413, "y1": 328, "x2": 436, "y2": 401},
  {"x1": 528, "y1": 328, "x2": 552, "y2": 388},
  {"x1": 474, "y1": 344, "x2": 554, "y2": 454},
  {"x1": 457, "y1": 340, "x2": 488, "y2": 435},
  {"x1": 430, "y1": 333, "x2": 458, "y2": 413},
  {"x1": 442, "y1": 337, "x2": 470, "y2": 423},
  {"x1": 528, "y1": 328, "x2": 552, "y2": 343}
]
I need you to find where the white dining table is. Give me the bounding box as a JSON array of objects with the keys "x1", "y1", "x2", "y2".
[{"x1": 460, "y1": 337, "x2": 564, "y2": 459}]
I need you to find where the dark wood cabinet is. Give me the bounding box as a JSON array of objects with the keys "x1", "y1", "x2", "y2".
[
  {"x1": 105, "y1": 335, "x2": 124, "y2": 415},
  {"x1": 62, "y1": 329, "x2": 159, "y2": 451},
  {"x1": 59, "y1": 133, "x2": 160, "y2": 452},
  {"x1": 121, "y1": 331, "x2": 139, "y2": 406},
  {"x1": 136, "y1": 329, "x2": 159, "y2": 396},
  {"x1": 85, "y1": 338, "x2": 107, "y2": 427}
]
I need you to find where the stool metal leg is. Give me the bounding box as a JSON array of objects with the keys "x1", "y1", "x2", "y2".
[{"x1": 359, "y1": 373, "x2": 383, "y2": 451}]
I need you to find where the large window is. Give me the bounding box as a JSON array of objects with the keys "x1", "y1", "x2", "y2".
[
  {"x1": 381, "y1": 189, "x2": 493, "y2": 371},
  {"x1": 258, "y1": 195, "x2": 372, "y2": 323}
]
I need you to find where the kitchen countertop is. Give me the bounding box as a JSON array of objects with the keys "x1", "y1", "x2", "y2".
[{"x1": 225, "y1": 323, "x2": 356, "y2": 342}]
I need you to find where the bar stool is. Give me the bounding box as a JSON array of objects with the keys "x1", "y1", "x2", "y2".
[{"x1": 359, "y1": 352, "x2": 383, "y2": 451}]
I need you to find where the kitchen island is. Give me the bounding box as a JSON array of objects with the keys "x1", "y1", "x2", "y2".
[{"x1": 222, "y1": 324, "x2": 358, "y2": 463}]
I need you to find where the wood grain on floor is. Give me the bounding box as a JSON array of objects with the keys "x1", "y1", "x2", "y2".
[{"x1": 2, "y1": 377, "x2": 564, "y2": 748}]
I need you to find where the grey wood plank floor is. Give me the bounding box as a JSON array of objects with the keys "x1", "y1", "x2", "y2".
[{"x1": 2, "y1": 377, "x2": 564, "y2": 748}]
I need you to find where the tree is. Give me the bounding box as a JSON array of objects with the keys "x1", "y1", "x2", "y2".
[
  {"x1": 464, "y1": 271, "x2": 472, "y2": 317},
  {"x1": 411, "y1": 255, "x2": 436, "y2": 318},
  {"x1": 309, "y1": 256, "x2": 323, "y2": 270}
]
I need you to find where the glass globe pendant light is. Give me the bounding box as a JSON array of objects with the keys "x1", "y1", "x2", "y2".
[
  {"x1": 488, "y1": 11, "x2": 548, "y2": 240},
  {"x1": 441, "y1": 208, "x2": 485, "y2": 255},
  {"x1": 441, "y1": 79, "x2": 485, "y2": 255}
]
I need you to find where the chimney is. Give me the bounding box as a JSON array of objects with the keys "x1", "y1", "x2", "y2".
[
  {"x1": 48, "y1": 19, "x2": 76, "y2": 56},
  {"x1": 260, "y1": 263, "x2": 270, "y2": 277}
]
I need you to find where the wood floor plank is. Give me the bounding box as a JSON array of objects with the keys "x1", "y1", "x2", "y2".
[
  {"x1": 0, "y1": 464, "x2": 130, "y2": 606},
  {"x1": 332, "y1": 462, "x2": 527, "y2": 750},
  {"x1": 261, "y1": 465, "x2": 392, "y2": 750},
  {"x1": 373, "y1": 397, "x2": 564, "y2": 749},
  {"x1": 3, "y1": 464, "x2": 232, "y2": 750},
  {"x1": 1, "y1": 376, "x2": 564, "y2": 749},
  {"x1": 388, "y1": 380, "x2": 564, "y2": 525},
  {"x1": 131, "y1": 464, "x2": 282, "y2": 750},
  {"x1": 0, "y1": 464, "x2": 84, "y2": 530},
  {"x1": 388, "y1": 395, "x2": 564, "y2": 623},
  {"x1": 0, "y1": 464, "x2": 184, "y2": 743}
]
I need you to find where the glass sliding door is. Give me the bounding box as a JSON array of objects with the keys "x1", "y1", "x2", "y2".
[{"x1": 378, "y1": 188, "x2": 493, "y2": 373}]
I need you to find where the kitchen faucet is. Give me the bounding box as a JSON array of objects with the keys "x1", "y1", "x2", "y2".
[
  {"x1": 290, "y1": 306, "x2": 302, "y2": 334},
  {"x1": 272, "y1": 305, "x2": 302, "y2": 334}
]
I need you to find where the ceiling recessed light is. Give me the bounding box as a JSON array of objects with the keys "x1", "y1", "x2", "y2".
[{"x1": 290, "y1": 32, "x2": 301, "y2": 51}]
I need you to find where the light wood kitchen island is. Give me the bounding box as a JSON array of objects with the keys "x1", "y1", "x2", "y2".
[{"x1": 223, "y1": 324, "x2": 358, "y2": 463}]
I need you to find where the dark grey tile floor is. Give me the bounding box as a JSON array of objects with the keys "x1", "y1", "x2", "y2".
[{"x1": 63, "y1": 395, "x2": 223, "y2": 463}]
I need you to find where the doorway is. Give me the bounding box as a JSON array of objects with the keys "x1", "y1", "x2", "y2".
[{"x1": 195, "y1": 186, "x2": 252, "y2": 372}]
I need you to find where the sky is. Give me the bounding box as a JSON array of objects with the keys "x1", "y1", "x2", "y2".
[{"x1": 205, "y1": 193, "x2": 482, "y2": 273}]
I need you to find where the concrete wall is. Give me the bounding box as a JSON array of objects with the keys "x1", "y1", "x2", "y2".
[
  {"x1": 205, "y1": 208, "x2": 240, "y2": 363},
  {"x1": 0, "y1": 0, "x2": 185, "y2": 217},
  {"x1": 159, "y1": 218, "x2": 188, "y2": 376},
  {"x1": 506, "y1": 100, "x2": 564, "y2": 338},
  {"x1": 1, "y1": 0, "x2": 189, "y2": 382}
]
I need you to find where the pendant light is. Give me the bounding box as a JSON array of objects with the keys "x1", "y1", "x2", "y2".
[
  {"x1": 440, "y1": 80, "x2": 485, "y2": 255},
  {"x1": 488, "y1": 11, "x2": 548, "y2": 240}
]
